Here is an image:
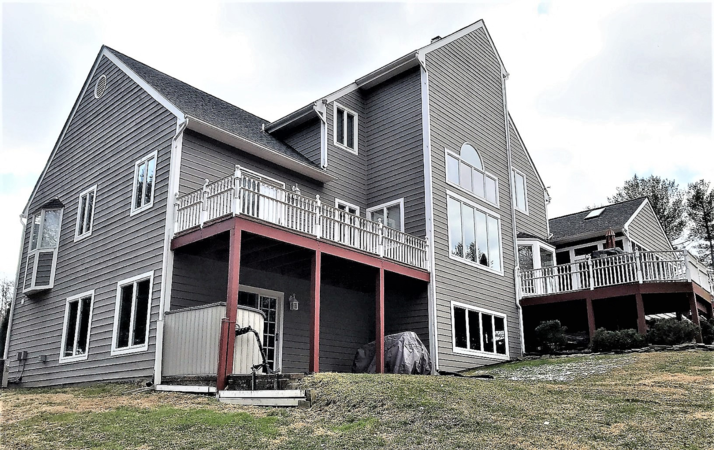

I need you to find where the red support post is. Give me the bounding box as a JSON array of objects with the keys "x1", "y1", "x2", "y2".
[
  {"x1": 217, "y1": 226, "x2": 241, "y2": 391},
  {"x1": 635, "y1": 293, "x2": 647, "y2": 335},
  {"x1": 376, "y1": 265, "x2": 385, "y2": 374},
  {"x1": 688, "y1": 292, "x2": 703, "y2": 343},
  {"x1": 309, "y1": 249, "x2": 321, "y2": 373},
  {"x1": 586, "y1": 297, "x2": 596, "y2": 339}
]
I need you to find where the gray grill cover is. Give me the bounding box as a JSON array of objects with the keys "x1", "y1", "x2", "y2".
[{"x1": 351, "y1": 332, "x2": 432, "y2": 375}]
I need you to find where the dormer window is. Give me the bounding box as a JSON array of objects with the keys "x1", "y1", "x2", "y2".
[
  {"x1": 24, "y1": 205, "x2": 64, "y2": 294},
  {"x1": 334, "y1": 103, "x2": 358, "y2": 154},
  {"x1": 446, "y1": 144, "x2": 498, "y2": 206}
]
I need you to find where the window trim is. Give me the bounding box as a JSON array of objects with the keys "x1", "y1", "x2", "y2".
[
  {"x1": 444, "y1": 148, "x2": 500, "y2": 208},
  {"x1": 450, "y1": 301, "x2": 510, "y2": 360},
  {"x1": 59, "y1": 290, "x2": 95, "y2": 364},
  {"x1": 74, "y1": 185, "x2": 97, "y2": 242},
  {"x1": 111, "y1": 271, "x2": 154, "y2": 356},
  {"x1": 517, "y1": 238, "x2": 556, "y2": 270},
  {"x1": 23, "y1": 208, "x2": 63, "y2": 294},
  {"x1": 335, "y1": 198, "x2": 360, "y2": 216},
  {"x1": 512, "y1": 168, "x2": 529, "y2": 215},
  {"x1": 333, "y1": 102, "x2": 358, "y2": 155},
  {"x1": 238, "y1": 284, "x2": 285, "y2": 372},
  {"x1": 366, "y1": 198, "x2": 405, "y2": 231},
  {"x1": 446, "y1": 190, "x2": 504, "y2": 275},
  {"x1": 130, "y1": 151, "x2": 158, "y2": 216}
]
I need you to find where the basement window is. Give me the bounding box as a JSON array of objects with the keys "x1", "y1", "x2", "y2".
[
  {"x1": 452, "y1": 302, "x2": 508, "y2": 358},
  {"x1": 112, "y1": 272, "x2": 153, "y2": 355},
  {"x1": 60, "y1": 291, "x2": 94, "y2": 363},
  {"x1": 334, "y1": 103, "x2": 358, "y2": 154}
]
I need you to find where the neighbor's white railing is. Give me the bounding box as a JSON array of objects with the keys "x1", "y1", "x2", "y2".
[
  {"x1": 517, "y1": 250, "x2": 711, "y2": 298},
  {"x1": 174, "y1": 166, "x2": 430, "y2": 270}
]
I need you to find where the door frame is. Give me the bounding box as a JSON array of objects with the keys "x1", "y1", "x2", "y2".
[{"x1": 238, "y1": 284, "x2": 285, "y2": 372}]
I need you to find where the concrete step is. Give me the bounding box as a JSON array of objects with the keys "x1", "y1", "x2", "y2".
[{"x1": 217, "y1": 389, "x2": 307, "y2": 407}]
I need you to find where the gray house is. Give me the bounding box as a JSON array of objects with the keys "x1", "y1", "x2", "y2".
[{"x1": 4, "y1": 20, "x2": 552, "y2": 390}]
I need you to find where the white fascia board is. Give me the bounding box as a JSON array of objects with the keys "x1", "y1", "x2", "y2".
[
  {"x1": 355, "y1": 53, "x2": 420, "y2": 90},
  {"x1": 517, "y1": 238, "x2": 557, "y2": 252},
  {"x1": 186, "y1": 116, "x2": 334, "y2": 182},
  {"x1": 264, "y1": 104, "x2": 317, "y2": 134},
  {"x1": 622, "y1": 198, "x2": 648, "y2": 231}
]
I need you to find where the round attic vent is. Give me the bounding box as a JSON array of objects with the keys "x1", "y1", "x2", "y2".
[{"x1": 94, "y1": 75, "x2": 107, "y2": 99}]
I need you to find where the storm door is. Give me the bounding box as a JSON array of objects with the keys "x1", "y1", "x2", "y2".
[{"x1": 237, "y1": 287, "x2": 284, "y2": 372}]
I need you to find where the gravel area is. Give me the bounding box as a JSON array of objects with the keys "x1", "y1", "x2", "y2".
[{"x1": 474, "y1": 355, "x2": 637, "y2": 382}]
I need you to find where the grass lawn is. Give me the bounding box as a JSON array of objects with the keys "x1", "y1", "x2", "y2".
[{"x1": 1, "y1": 351, "x2": 712, "y2": 449}]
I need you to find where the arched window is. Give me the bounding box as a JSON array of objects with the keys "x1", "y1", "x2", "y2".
[{"x1": 445, "y1": 143, "x2": 498, "y2": 205}]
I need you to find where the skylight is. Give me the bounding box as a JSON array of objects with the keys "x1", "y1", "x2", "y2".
[{"x1": 585, "y1": 208, "x2": 605, "y2": 219}]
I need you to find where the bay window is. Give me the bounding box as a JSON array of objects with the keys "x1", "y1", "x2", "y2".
[{"x1": 24, "y1": 206, "x2": 63, "y2": 294}]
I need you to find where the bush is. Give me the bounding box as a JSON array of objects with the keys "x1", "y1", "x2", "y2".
[
  {"x1": 699, "y1": 317, "x2": 714, "y2": 345},
  {"x1": 534, "y1": 320, "x2": 567, "y2": 353},
  {"x1": 647, "y1": 318, "x2": 700, "y2": 345},
  {"x1": 590, "y1": 328, "x2": 647, "y2": 352}
]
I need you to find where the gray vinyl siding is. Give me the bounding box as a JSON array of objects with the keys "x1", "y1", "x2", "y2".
[
  {"x1": 281, "y1": 119, "x2": 321, "y2": 166},
  {"x1": 23, "y1": 254, "x2": 34, "y2": 291},
  {"x1": 510, "y1": 121, "x2": 548, "y2": 240},
  {"x1": 627, "y1": 203, "x2": 672, "y2": 251},
  {"x1": 426, "y1": 27, "x2": 521, "y2": 371},
  {"x1": 384, "y1": 280, "x2": 430, "y2": 349},
  {"x1": 171, "y1": 253, "x2": 228, "y2": 310},
  {"x1": 6, "y1": 55, "x2": 176, "y2": 387},
  {"x1": 34, "y1": 252, "x2": 54, "y2": 286},
  {"x1": 365, "y1": 68, "x2": 426, "y2": 237}
]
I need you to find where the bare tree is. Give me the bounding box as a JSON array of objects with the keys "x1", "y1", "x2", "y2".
[
  {"x1": 0, "y1": 278, "x2": 15, "y2": 354},
  {"x1": 686, "y1": 180, "x2": 714, "y2": 269}
]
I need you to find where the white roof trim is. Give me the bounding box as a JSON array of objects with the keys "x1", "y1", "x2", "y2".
[
  {"x1": 622, "y1": 198, "x2": 649, "y2": 230},
  {"x1": 186, "y1": 116, "x2": 334, "y2": 183}
]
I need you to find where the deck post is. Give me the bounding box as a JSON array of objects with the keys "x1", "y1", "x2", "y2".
[
  {"x1": 635, "y1": 250, "x2": 643, "y2": 283},
  {"x1": 587, "y1": 258, "x2": 594, "y2": 290},
  {"x1": 634, "y1": 293, "x2": 647, "y2": 335},
  {"x1": 233, "y1": 165, "x2": 242, "y2": 216},
  {"x1": 688, "y1": 291, "x2": 703, "y2": 343},
  {"x1": 309, "y1": 249, "x2": 321, "y2": 373},
  {"x1": 200, "y1": 179, "x2": 209, "y2": 227},
  {"x1": 585, "y1": 297, "x2": 596, "y2": 339},
  {"x1": 376, "y1": 265, "x2": 385, "y2": 374},
  {"x1": 218, "y1": 225, "x2": 241, "y2": 391}
]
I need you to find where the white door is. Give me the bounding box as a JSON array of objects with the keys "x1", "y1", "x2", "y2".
[{"x1": 238, "y1": 287, "x2": 284, "y2": 372}]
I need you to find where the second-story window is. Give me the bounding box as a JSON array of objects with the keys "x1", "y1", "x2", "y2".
[
  {"x1": 75, "y1": 185, "x2": 97, "y2": 240},
  {"x1": 334, "y1": 103, "x2": 358, "y2": 154},
  {"x1": 446, "y1": 144, "x2": 498, "y2": 206},
  {"x1": 448, "y1": 195, "x2": 502, "y2": 272},
  {"x1": 24, "y1": 205, "x2": 63, "y2": 293},
  {"x1": 512, "y1": 169, "x2": 528, "y2": 213},
  {"x1": 131, "y1": 152, "x2": 157, "y2": 214}
]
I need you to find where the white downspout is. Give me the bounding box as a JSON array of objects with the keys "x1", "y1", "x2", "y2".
[{"x1": 3, "y1": 215, "x2": 27, "y2": 360}]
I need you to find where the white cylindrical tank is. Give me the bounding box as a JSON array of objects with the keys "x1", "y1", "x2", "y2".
[{"x1": 233, "y1": 306, "x2": 266, "y2": 374}]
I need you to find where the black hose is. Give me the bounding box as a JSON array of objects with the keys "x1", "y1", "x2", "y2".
[{"x1": 235, "y1": 325, "x2": 273, "y2": 374}]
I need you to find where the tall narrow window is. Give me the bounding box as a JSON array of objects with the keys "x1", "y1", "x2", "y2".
[
  {"x1": 60, "y1": 291, "x2": 94, "y2": 363},
  {"x1": 445, "y1": 144, "x2": 499, "y2": 206},
  {"x1": 334, "y1": 103, "x2": 358, "y2": 153},
  {"x1": 112, "y1": 273, "x2": 153, "y2": 354},
  {"x1": 367, "y1": 199, "x2": 404, "y2": 231},
  {"x1": 452, "y1": 302, "x2": 508, "y2": 358},
  {"x1": 513, "y1": 169, "x2": 528, "y2": 213},
  {"x1": 447, "y1": 195, "x2": 502, "y2": 272},
  {"x1": 75, "y1": 186, "x2": 97, "y2": 240},
  {"x1": 131, "y1": 152, "x2": 157, "y2": 214}
]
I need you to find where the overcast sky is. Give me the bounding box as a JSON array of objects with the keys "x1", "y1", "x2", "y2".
[{"x1": 1, "y1": 1, "x2": 712, "y2": 279}]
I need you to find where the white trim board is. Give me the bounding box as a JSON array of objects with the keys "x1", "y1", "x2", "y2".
[{"x1": 58, "y1": 290, "x2": 95, "y2": 364}]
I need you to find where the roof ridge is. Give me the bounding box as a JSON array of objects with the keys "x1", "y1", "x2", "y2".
[{"x1": 549, "y1": 197, "x2": 647, "y2": 221}]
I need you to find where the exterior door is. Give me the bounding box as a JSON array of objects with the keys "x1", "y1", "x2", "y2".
[{"x1": 237, "y1": 287, "x2": 284, "y2": 372}]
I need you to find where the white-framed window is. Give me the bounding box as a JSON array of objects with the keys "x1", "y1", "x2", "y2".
[
  {"x1": 333, "y1": 103, "x2": 358, "y2": 154},
  {"x1": 445, "y1": 144, "x2": 499, "y2": 206},
  {"x1": 59, "y1": 291, "x2": 94, "y2": 363},
  {"x1": 74, "y1": 185, "x2": 97, "y2": 241},
  {"x1": 111, "y1": 271, "x2": 153, "y2": 355},
  {"x1": 130, "y1": 151, "x2": 157, "y2": 215},
  {"x1": 335, "y1": 199, "x2": 360, "y2": 215},
  {"x1": 24, "y1": 207, "x2": 63, "y2": 294},
  {"x1": 512, "y1": 168, "x2": 528, "y2": 214},
  {"x1": 367, "y1": 198, "x2": 404, "y2": 231},
  {"x1": 451, "y1": 301, "x2": 509, "y2": 359},
  {"x1": 447, "y1": 192, "x2": 502, "y2": 273},
  {"x1": 517, "y1": 240, "x2": 555, "y2": 271}
]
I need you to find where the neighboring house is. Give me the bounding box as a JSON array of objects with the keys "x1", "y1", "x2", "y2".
[
  {"x1": 518, "y1": 198, "x2": 713, "y2": 350},
  {"x1": 4, "y1": 20, "x2": 553, "y2": 389}
]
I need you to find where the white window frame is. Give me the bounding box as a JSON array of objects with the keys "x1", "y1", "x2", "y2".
[
  {"x1": 111, "y1": 271, "x2": 154, "y2": 356},
  {"x1": 366, "y1": 198, "x2": 405, "y2": 231},
  {"x1": 335, "y1": 198, "x2": 360, "y2": 216},
  {"x1": 447, "y1": 190, "x2": 504, "y2": 275},
  {"x1": 512, "y1": 168, "x2": 528, "y2": 214},
  {"x1": 23, "y1": 208, "x2": 63, "y2": 294},
  {"x1": 445, "y1": 147, "x2": 500, "y2": 208},
  {"x1": 238, "y1": 285, "x2": 285, "y2": 373},
  {"x1": 333, "y1": 102, "x2": 358, "y2": 154},
  {"x1": 450, "y1": 301, "x2": 510, "y2": 360},
  {"x1": 59, "y1": 290, "x2": 95, "y2": 363},
  {"x1": 517, "y1": 239, "x2": 556, "y2": 270},
  {"x1": 74, "y1": 185, "x2": 97, "y2": 242},
  {"x1": 130, "y1": 151, "x2": 158, "y2": 216}
]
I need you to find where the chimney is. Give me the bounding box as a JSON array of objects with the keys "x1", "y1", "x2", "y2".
[{"x1": 431, "y1": 36, "x2": 441, "y2": 43}]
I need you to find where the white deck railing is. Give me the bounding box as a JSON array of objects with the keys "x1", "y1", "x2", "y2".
[
  {"x1": 519, "y1": 250, "x2": 713, "y2": 298},
  {"x1": 174, "y1": 166, "x2": 430, "y2": 271}
]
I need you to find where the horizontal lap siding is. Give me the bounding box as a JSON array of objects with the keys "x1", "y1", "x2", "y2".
[
  {"x1": 510, "y1": 121, "x2": 549, "y2": 239},
  {"x1": 7, "y1": 55, "x2": 175, "y2": 387},
  {"x1": 171, "y1": 253, "x2": 228, "y2": 310},
  {"x1": 628, "y1": 204, "x2": 671, "y2": 250},
  {"x1": 427, "y1": 28, "x2": 521, "y2": 372},
  {"x1": 282, "y1": 119, "x2": 321, "y2": 166},
  {"x1": 366, "y1": 68, "x2": 427, "y2": 237}
]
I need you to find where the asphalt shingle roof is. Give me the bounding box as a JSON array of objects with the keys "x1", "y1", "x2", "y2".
[
  {"x1": 548, "y1": 198, "x2": 647, "y2": 242},
  {"x1": 107, "y1": 47, "x2": 317, "y2": 167}
]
